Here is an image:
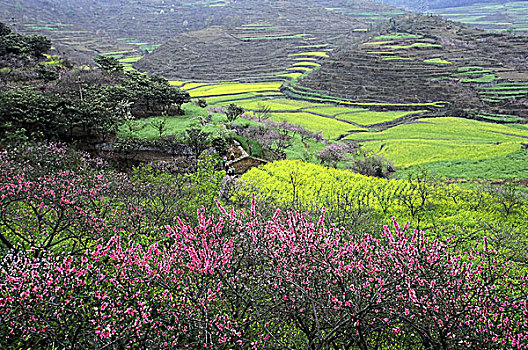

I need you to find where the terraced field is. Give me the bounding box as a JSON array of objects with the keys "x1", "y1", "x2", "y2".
[
  {"x1": 135, "y1": 0, "x2": 372, "y2": 81},
  {"x1": 1, "y1": 0, "x2": 404, "y2": 69},
  {"x1": 177, "y1": 81, "x2": 283, "y2": 97},
  {"x1": 136, "y1": 26, "x2": 335, "y2": 81},
  {"x1": 175, "y1": 80, "x2": 428, "y2": 140},
  {"x1": 0, "y1": 0, "x2": 216, "y2": 63},
  {"x1": 430, "y1": 1, "x2": 528, "y2": 34},
  {"x1": 135, "y1": 0, "x2": 408, "y2": 81},
  {"x1": 172, "y1": 77, "x2": 528, "y2": 179},
  {"x1": 4, "y1": 0, "x2": 527, "y2": 180},
  {"x1": 297, "y1": 15, "x2": 528, "y2": 120}
]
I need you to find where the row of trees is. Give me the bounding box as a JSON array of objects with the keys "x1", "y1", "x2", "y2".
[
  {"x1": 0, "y1": 25, "x2": 190, "y2": 143},
  {"x1": 0, "y1": 66, "x2": 190, "y2": 142}
]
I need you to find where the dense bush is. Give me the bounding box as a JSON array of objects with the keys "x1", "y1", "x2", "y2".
[
  {"x1": 0, "y1": 23, "x2": 50, "y2": 59},
  {"x1": 349, "y1": 151, "x2": 396, "y2": 178},
  {"x1": 318, "y1": 142, "x2": 358, "y2": 167}
]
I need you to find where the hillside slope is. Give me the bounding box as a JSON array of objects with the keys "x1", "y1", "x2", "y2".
[
  {"x1": 0, "y1": 0, "x2": 225, "y2": 62},
  {"x1": 0, "y1": 0, "x2": 403, "y2": 64},
  {"x1": 296, "y1": 15, "x2": 528, "y2": 119},
  {"x1": 134, "y1": 0, "x2": 406, "y2": 81}
]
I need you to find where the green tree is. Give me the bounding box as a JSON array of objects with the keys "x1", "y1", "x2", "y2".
[
  {"x1": 0, "y1": 86, "x2": 122, "y2": 142},
  {"x1": 0, "y1": 22, "x2": 12, "y2": 36},
  {"x1": 123, "y1": 71, "x2": 190, "y2": 116},
  {"x1": 94, "y1": 55, "x2": 124, "y2": 74},
  {"x1": 24, "y1": 34, "x2": 51, "y2": 58},
  {"x1": 0, "y1": 32, "x2": 50, "y2": 58},
  {"x1": 0, "y1": 88, "x2": 58, "y2": 138},
  {"x1": 225, "y1": 103, "x2": 244, "y2": 123},
  {"x1": 212, "y1": 136, "x2": 228, "y2": 155},
  {"x1": 185, "y1": 127, "x2": 211, "y2": 158}
]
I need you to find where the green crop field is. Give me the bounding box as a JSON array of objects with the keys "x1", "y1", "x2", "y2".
[
  {"x1": 277, "y1": 72, "x2": 304, "y2": 79},
  {"x1": 475, "y1": 83, "x2": 528, "y2": 102},
  {"x1": 181, "y1": 82, "x2": 283, "y2": 97},
  {"x1": 479, "y1": 90, "x2": 528, "y2": 96},
  {"x1": 456, "y1": 67, "x2": 495, "y2": 75},
  {"x1": 118, "y1": 56, "x2": 143, "y2": 63},
  {"x1": 302, "y1": 106, "x2": 367, "y2": 116},
  {"x1": 399, "y1": 149, "x2": 528, "y2": 180},
  {"x1": 424, "y1": 58, "x2": 452, "y2": 65},
  {"x1": 431, "y1": 1, "x2": 528, "y2": 33},
  {"x1": 373, "y1": 32, "x2": 423, "y2": 40},
  {"x1": 235, "y1": 99, "x2": 311, "y2": 111},
  {"x1": 362, "y1": 40, "x2": 394, "y2": 46},
  {"x1": 207, "y1": 94, "x2": 417, "y2": 137},
  {"x1": 385, "y1": 43, "x2": 443, "y2": 49},
  {"x1": 476, "y1": 113, "x2": 525, "y2": 123},
  {"x1": 292, "y1": 61, "x2": 321, "y2": 67},
  {"x1": 238, "y1": 160, "x2": 528, "y2": 245},
  {"x1": 478, "y1": 83, "x2": 528, "y2": 90},
  {"x1": 103, "y1": 50, "x2": 136, "y2": 57},
  {"x1": 118, "y1": 103, "x2": 217, "y2": 139},
  {"x1": 461, "y1": 74, "x2": 498, "y2": 84},
  {"x1": 382, "y1": 56, "x2": 414, "y2": 61},
  {"x1": 115, "y1": 39, "x2": 159, "y2": 51},
  {"x1": 337, "y1": 110, "x2": 425, "y2": 126},
  {"x1": 255, "y1": 98, "x2": 326, "y2": 109},
  {"x1": 180, "y1": 82, "x2": 214, "y2": 90},
  {"x1": 287, "y1": 66, "x2": 313, "y2": 72},
  {"x1": 289, "y1": 51, "x2": 329, "y2": 58},
  {"x1": 345, "y1": 117, "x2": 528, "y2": 169},
  {"x1": 270, "y1": 112, "x2": 365, "y2": 139}
]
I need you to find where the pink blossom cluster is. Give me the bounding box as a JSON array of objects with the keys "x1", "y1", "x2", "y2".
[
  {"x1": 0, "y1": 147, "x2": 111, "y2": 254},
  {"x1": 318, "y1": 142, "x2": 359, "y2": 166},
  {"x1": 1, "y1": 202, "x2": 527, "y2": 349}
]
